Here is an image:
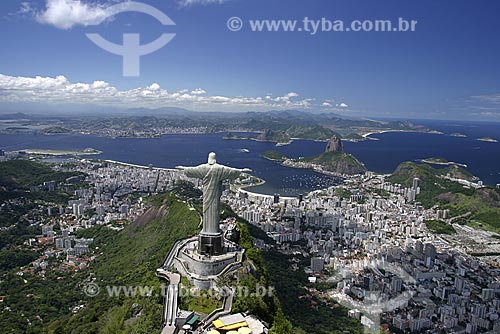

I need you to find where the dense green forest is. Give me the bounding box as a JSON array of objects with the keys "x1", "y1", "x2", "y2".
[
  {"x1": 0, "y1": 159, "x2": 78, "y2": 188},
  {"x1": 424, "y1": 220, "x2": 456, "y2": 235},
  {"x1": 48, "y1": 193, "x2": 201, "y2": 334},
  {"x1": 263, "y1": 251, "x2": 363, "y2": 334},
  {"x1": 0, "y1": 159, "x2": 82, "y2": 250},
  {"x1": 0, "y1": 192, "x2": 200, "y2": 334}
]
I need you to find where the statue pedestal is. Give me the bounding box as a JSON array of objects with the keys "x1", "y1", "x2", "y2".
[
  {"x1": 198, "y1": 233, "x2": 223, "y2": 256},
  {"x1": 173, "y1": 238, "x2": 244, "y2": 289}
]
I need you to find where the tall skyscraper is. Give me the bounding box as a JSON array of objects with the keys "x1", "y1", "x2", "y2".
[
  {"x1": 412, "y1": 178, "x2": 420, "y2": 190},
  {"x1": 311, "y1": 257, "x2": 324, "y2": 272},
  {"x1": 273, "y1": 194, "x2": 280, "y2": 204}
]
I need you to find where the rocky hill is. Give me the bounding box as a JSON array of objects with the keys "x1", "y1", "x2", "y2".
[
  {"x1": 389, "y1": 161, "x2": 475, "y2": 187},
  {"x1": 262, "y1": 135, "x2": 367, "y2": 175},
  {"x1": 298, "y1": 151, "x2": 367, "y2": 175},
  {"x1": 295, "y1": 135, "x2": 366, "y2": 175},
  {"x1": 325, "y1": 135, "x2": 343, "y2": 153}
]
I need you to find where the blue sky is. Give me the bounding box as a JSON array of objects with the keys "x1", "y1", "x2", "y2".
[{"x1": 1, "y1": 0, "x2": 500, "y2": 120}]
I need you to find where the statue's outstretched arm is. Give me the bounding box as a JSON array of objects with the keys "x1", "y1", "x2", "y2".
[
  {"x1": 222, "y1": 166, "x2": 252, "y2": 180},
  {"x1": 176, "y1": 165, "x2": 207, "y2": 179}
]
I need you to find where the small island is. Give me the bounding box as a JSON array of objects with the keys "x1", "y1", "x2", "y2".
[
  {"x1": 261, "y1": 150, "x2": 287, "y2": 161},
  {"x1": 477, "y1": 137, "x2": 498, "y2": 143},
  {"x1": 449, "y1": 133, "x2": 467, "y2": 138}
]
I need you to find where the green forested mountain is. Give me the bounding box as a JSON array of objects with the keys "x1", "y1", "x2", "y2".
[
  {"x1": 1, "y1": 193, "x2": 200, "y2": 334},
  {"x1": 389, "y1": 161, "x2": 500, "y2": 233}
]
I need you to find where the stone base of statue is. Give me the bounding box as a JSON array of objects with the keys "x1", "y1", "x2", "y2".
[
  {"x1": 165, "y1": 235, "x2": 244, "y2": 290},
  {"x1": 198, "y1": 233, "x2": 224, "y2": 256}
]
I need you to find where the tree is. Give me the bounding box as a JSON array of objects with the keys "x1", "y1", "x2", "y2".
[{"x1": 269, "y1": 308, "x2": 294, "y2": 334}]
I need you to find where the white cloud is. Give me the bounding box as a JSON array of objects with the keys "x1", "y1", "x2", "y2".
[
  {"x1": 479, "y1": 112, "x2": 500, "y2": 117},
  {"x1": 19, "y1": 2, "x2": 34, "y2": 14},
  {"x1": 459, "y1": 93, "x2": 500, "y2": 117},
  {"x1": 471, "y1": 93, "x2": 500, "y2": 104},
  {"x1": 22, "y1": 0, "x2": 229, "y2": 27},
  {"x1": 0, "y1": 73, "x2": 333, "y2": 112},
  {"x1": 34, "y1": 0, "x2": 116, "y2": 30},
  {"x1": 191, "y1": 88, "x2": 206, "y2": 95},
  {"x1": 320, "y1": 100, "x2": 352, "y2": 112},
  {"x1": 273, "y1": 92, "x2": 300, "y2": 103},
  {"x1": 148, "y1": 83, "x2": 160, "y2": 91}
]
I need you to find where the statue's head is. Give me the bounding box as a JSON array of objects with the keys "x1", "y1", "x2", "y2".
[{"x1": 208, "y1": 152, "x2": 217, "y2": 165}]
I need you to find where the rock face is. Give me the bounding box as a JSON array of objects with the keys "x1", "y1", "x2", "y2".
[
  {"x1": 257, "y1": 129, "x2": 274, "y2": 141},
  {"x1": 311, "y1": 151, "x2": 367, "y2": 175},
  {"x1": 325, "y1": 135, "x2": 344, "y2": 153}
]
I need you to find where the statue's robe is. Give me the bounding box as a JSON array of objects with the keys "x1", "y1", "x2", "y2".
[{"x1": 183, "y1": 163, "x2": 242, "y2": 234}]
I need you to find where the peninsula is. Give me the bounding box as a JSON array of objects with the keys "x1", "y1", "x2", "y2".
[
  {"x1": 263, "y1": 135, "x2": 367, "y2": 175},
  {"x1": 421, "y1": 157, "x2": 467, "y2": 168},
  {"x1": 20, "y1": 148, "x2": 102, "y2": 156}
]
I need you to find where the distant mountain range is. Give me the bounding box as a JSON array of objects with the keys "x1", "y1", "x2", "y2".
[{"x1": 0, "y1": 107, "x2": 434, "y2": 142}]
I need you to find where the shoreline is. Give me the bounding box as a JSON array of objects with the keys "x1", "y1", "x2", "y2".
[
  {"x1": 281, "y1": 159, "x2": 355, "y2": 178},
  {"x1": 21, "y1": 148, "x2": 102, "y2": 156},
  {"x1": 103, "y1": 159, "x2": 289, "y2": 198},
  {"x1": 236, "y1": 184, "x2": 299, "y2": 201},
  {"x1": 102, "y1": 159, "x2": 176, "y2": 172},
  {"x1": 15, "y1": 127, "x2": 443, "y2": 145},
  {"x1": 222, "y1": 134, "x2": 295, "y2": 147},
  {"x1": 421, "y1": 159, "x2": 468, "y2": 168},
  {"x1": 361, "y1": 129, "x2": 443, "y2": 139}
]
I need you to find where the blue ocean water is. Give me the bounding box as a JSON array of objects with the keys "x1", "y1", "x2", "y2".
[
  {"x1": 255, "y1": 120, "x2": 500, "y2": 186},
  {"x1": 1, "y1": 120, "x2": 499, "y2": 194},
  {"x1": 345, "y1": 120, "x2": 500, "y2": 186}
]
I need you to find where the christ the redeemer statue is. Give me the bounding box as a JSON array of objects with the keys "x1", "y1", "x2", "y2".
[{"x1": 176, "y1": 152, "x2": 251, "y2": 255}]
